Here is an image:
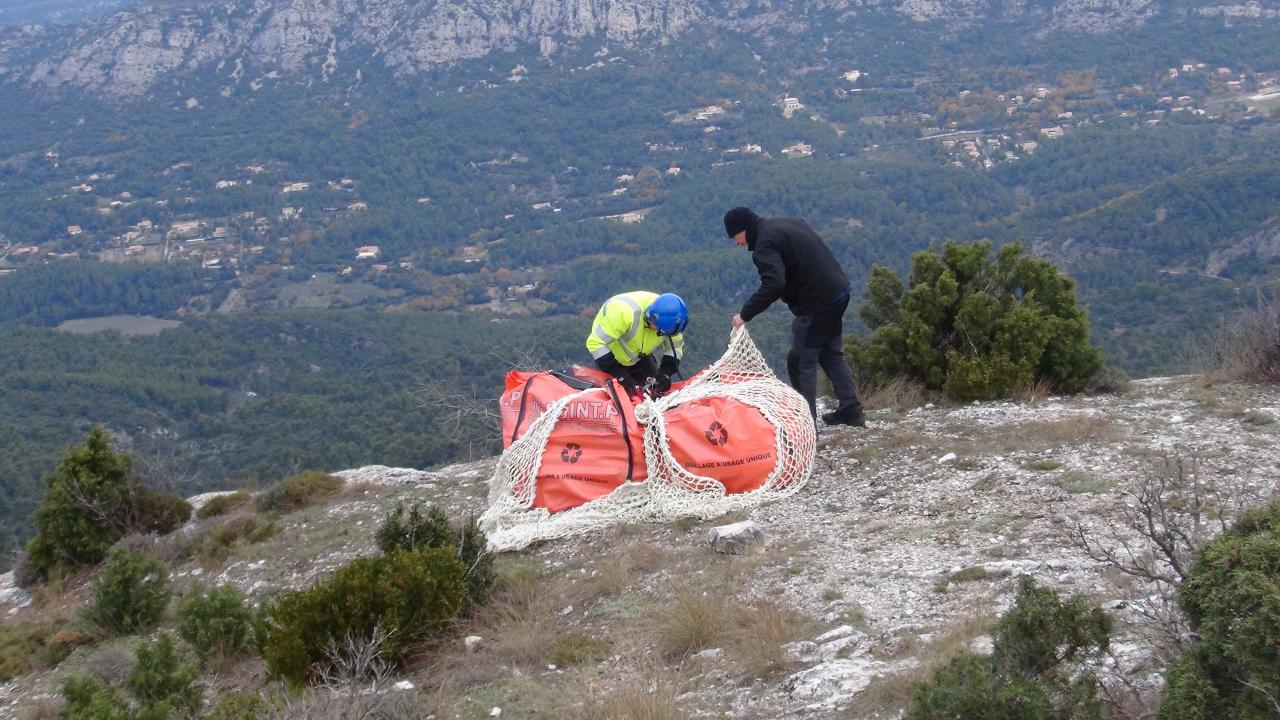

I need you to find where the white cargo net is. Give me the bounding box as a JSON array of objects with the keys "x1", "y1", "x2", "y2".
[{"x1": 480, "y1": 326, "x2": 816, "y2": 552}]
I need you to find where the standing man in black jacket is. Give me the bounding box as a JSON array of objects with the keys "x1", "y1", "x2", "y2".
[{"x1": 724, "y1": 206, "x2": 865, "y2": 428}]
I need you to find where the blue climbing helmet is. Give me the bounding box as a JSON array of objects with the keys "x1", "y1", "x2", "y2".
[{"x1": 646, "y1": 293, "x2": 688, "y2": 336}]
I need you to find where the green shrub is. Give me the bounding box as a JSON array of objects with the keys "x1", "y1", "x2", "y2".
[
  {"x1": 24, "y1": 428, "x2": 193, "y2": 583},
  {"x1": 1156, "y1": 499, "x2": 1280, "y2": 720},
  {"x1": 206, "y1": 691, "x2": 270, "y2": 720},
  {"x1": 177, "y1": 584, "x2": 255, "y2": 663},
  {"x1": 0, "y1": 619, "x2": 86, "y2": 680},
  {"x1": 1083, "y1": 364, "x2": 1132, "y2": 395},
  {"x1": 25, "y1": 428, "x2": 133, "y2": 581},
  {"x1": 85, "y1": 548, "x2": 171, "y2": 636},
  {"x1": 211, "y1": 514, "x2": 276, "y2": 545},
  {"x1": 190, "y1": 515, "x2": 277, "y2": 567},
  {"x1": 850, "y1": 241, "x2": 1103, "y2": 402},
  {"x1": 256, "y1": 471, "x2": 344, "y2": 513},
  {"x1": 130, "y1": 489, "x2": 192, "y2": 535},
  {"x1": 196, "y1": 491, "x2": 251, "y2": 519},
  {"x1": 376, "y1": 502, "x2": 495, "y2": 607},
  {"x1": 127, "y1": 633, "x2": 201, "y2": 713},
  {"x1": 62, "y1": 633, "x2": 201, "y2": 720},
  {"x1": 906, "y1": 577, "x2": 1109, "y2": 720},
  {"x1": 259, "y1": 547, "x2": 466, "y2": 685},
  {"x1": 61, "y1": 675, "x2": 125, "y2": 720}
]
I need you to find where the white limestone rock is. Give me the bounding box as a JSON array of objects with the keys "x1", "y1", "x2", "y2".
[{"x1": 707, "y1": 520, "x2": 766, "y2": 554}]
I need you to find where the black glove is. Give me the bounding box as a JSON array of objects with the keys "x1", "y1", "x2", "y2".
[
  {"x1": 652, "y1": 374, "x2": 672, "y2": 395},
  {"x1": 659, "y1": 356, "x2": 679, "y2": 378},
  {"x1": 617, "y1": 374, "x2": 641, "y2": 396}
]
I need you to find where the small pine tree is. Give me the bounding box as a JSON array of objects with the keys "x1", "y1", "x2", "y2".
[
  {"x1": 24, "y1": 428, "x2": 192, "y2": 582},
  {"x1": 62, "y1": 633, "x2": 201, "y2": 720},
  {"x1": 26, "y1": 428, "x2": 132, "y2": 580},
  {"x1": 85, "y1": 548, "x2": 171, "y2": 636},
  {"x1": 906, "y1": 577, "x2": 1110, "y2": 720},
  {"x1": 850, "y1": 241, "x2": 1103, "y2": 401},
  {"x1": 376, "y1": 502, "x2": 494, "y2": 607},
  {"x1": 1156, "y1": 499, "x2": 1280, "y2": 720},
  {"x1": 258, "y1": 547, "x2": 466, "y2": 685},
  {"x1": 177, "y1": 584, "x2": 255, "y2": 664},
  {"x1": 126, "y1": 633, "x2": 201, "y2": 715}
]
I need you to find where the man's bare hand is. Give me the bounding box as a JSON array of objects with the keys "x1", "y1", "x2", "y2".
[{"x1": 731, "y1": 314, "x2": 745, "y2": 328}]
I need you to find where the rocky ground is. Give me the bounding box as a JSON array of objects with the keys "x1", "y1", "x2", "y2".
[{"x1": 2, "y1": 375, "x2": 1278, "y2": 719}]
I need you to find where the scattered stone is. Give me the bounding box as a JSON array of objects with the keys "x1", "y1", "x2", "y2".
[
  {"x1": 708, "y1": 520, "x2": 766, "y2": 554},
  {"x1": 970, "y1": 635, "x2": 994, "y2": 655},
  {"x1": 0, "y1": 572, "x2": 32, "y2": 609},
  {"x1": 938, "y1": 452, "x2": 957, "y2": 464},
  {"x1": 393, "y1": 680, "x2": 414, "y2": 691},
  {"x1": 489, "y1": 708, "x2": 502, "y2": 717},
  {"x1": 814, "y1": 625, "x2": 856, "y2": 643},
  {"x1": 464, "y1": 635, "x2": 483, "y2": 653},
  {"x1": 185, "y1": 490, "x2": 243, "y2": 513},
  {"x1": 817, "y1": 635, "x2": 862, "y2": 662},
  {"x1": 334, "y1": 465, "x2": 431, "y2": 486},
  {"x1": 784, "y1": 641, "x2": 818, "y2": 663},
  {"x1": 786, "y1": 657, "x2": 912, "y2": 705}
]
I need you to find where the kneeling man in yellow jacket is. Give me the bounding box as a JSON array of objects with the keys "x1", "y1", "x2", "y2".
[{"x1": 586, "y1": 291, "x2": 688, "y2": 396}]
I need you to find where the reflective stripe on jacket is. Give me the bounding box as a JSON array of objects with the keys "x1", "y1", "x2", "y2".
[{"x1": 585, "y1": 291, "x2": 685, "y2": 367}]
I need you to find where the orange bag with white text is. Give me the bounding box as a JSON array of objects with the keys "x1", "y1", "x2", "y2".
[
  {"x1": 498, "y1": 371, "x2": 646, "y2": 513},
  {"x1": 663, "y1": 397, "x2": 779, "y2": 494}
]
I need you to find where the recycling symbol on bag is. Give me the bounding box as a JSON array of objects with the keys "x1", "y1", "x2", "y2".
[
  {"x1": 704, "y1": 422, "x2": 729, "y2": 446},
  {"x1": 561, "y1": 443, "x2": 583, "y2": 463}
]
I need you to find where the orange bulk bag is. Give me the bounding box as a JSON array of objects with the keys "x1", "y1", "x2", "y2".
[
  {"x1": 500, "y1": 371, "x2": 577, "y2": 448},
  {"x1": 662, "y1": 397, "x2": 778, "y2": 494},
  {"x1": 498, "y1": 371, "x2": 646, "y2": 513}
]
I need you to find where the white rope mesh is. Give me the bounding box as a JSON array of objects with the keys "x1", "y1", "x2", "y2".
[{"x1": 480, "y1": 326, "x2": 817, "y2": 551}]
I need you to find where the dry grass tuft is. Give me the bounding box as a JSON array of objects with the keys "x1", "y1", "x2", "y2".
[
  {"x1": 729, "y1": 600, "x2": 808, "y2": 678},
  {"x1": 859, "y1": 376, "x2": 932, "y2": 412},
  {"x1": 652, "y1": 589, "x2": 734, "y2": 659},
  {"x1": 1001, "y1": 415, "x2": 1123, "y2": 449},
  {"x1": 481, "y1": 586, "x2": 558, "y2": 668},
  {"x1": 625, "y1": 543, "x2": 671, "y2": 574},
  {"x1": 550, "y1": 632, "x2": 611, "y2": 667},
  {"x1": 587, "y1": 557, "x2": 633, "y2": 598},
  {"x1": 1016, "y1": 377, "x2": 1056, "y2": 404},
  {"x1": 493, "y1": 556, "x2": 544, "y2": 597},
  {"x1": 568, "y1": 666, "x2": 688, "y2": 720}
]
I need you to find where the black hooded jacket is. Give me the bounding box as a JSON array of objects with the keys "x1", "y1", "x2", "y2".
[{"x1": 739, "y1": 215, "x2": 850, "y2": 321}]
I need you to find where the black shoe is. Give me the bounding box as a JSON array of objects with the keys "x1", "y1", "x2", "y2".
[{"x1": 822, "y1": 409, "x2": 865, "y2": 427}]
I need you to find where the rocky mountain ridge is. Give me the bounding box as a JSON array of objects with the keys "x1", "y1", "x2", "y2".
[{"x1": 3, "y1": 0, "x2": 1275, "y2": 98}]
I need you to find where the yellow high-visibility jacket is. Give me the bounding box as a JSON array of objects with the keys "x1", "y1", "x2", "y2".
[{"x1": 586, "y1": 291, "x2": 685, "y2": 367}]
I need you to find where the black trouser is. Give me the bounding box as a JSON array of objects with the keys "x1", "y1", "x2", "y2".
[{"x1": 786, "y1": 289, "x2": 862, "y2": 423}]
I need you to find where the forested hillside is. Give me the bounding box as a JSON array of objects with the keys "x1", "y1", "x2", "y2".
[{"x1": 0, "y1": 1, "x2": 1278, "y2": 565}]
